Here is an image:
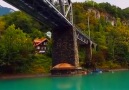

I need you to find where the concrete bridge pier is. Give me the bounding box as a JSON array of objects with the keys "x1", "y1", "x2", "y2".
[
  {"x1": 52, "y1": 27, "x2": 79, "y2": 69},
  {"x1": 85, "y1": 41, "x2": 93, "y2": 68},
  {"x1": 85, "y1": 41, "x2": 92, "y2": 62}
]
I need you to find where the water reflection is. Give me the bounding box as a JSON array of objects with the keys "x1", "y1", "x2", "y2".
[{"x1": 52, "y1": 75, "x2": 83, "y2": 90}]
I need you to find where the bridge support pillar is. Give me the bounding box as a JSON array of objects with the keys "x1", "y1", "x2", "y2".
[
  {"x1": 52, "y1": 27, "x2": 79, "y2": 68},
  {"x1": 85, "y1": 41, "x2": 92, "y2": 63}
]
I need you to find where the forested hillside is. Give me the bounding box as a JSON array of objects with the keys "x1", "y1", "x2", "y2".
[
  {"x1": 73, "y1": 1, "x2": 129, "y2": 69},
  {"x1": 0, "y1": 1, "x2": 129, "y2": 74},
  {"x1": 0, "y1": 11, "x2": 52, "y2": 74}
]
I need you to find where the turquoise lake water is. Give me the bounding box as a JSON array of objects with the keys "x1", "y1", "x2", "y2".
[{"x1": 0, "y1": 71, "x2": 129, "y2": 90}]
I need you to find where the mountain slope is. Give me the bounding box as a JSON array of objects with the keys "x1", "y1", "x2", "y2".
[{"x1": 0, "y1": 5, "x2": 14, "y2": 16}]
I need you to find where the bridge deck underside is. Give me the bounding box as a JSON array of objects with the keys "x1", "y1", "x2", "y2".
[{"x1": 4, "y1": 0, "x2": 72, "y2": 28}]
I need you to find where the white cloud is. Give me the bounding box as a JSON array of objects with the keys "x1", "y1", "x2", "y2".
[
  {"x1": 0, "y1": 0, "x2": 18, "y2": 10},
  {"x1": 72, "y1": 0, "x2": 129, "y2": 9}
]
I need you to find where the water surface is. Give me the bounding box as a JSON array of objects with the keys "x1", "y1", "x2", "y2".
[{"x1": 0, "y1": 71, "x2": 129, "y2": 90}]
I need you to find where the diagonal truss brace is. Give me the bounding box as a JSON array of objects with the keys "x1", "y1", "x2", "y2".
[{"x1": 48, "y1": 0, "x2": 73, "y2": 24}]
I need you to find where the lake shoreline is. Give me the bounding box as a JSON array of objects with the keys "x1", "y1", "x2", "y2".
[
  {"x1": 0, "y1": 68, "x2": 128, "y2": 79},
  {"x1": 0, "y1": 73, "x2": 51, "y2": 80},
  {"x1": 108, "y1": 68, "x2": 129, "y2": 72}
]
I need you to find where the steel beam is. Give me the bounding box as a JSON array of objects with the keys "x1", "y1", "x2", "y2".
[{"x1": 4, "y1": 0, "x2": 72, "y2": 28}]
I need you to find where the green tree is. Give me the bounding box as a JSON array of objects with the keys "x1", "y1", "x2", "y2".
[
  {"x1": 3, "y1": 11, "x2": 49, "y2": 34},
  {"x1": 0, "y1": 25, "x2": 34, "y2": 73},
  {"x1": 30, "y1": 29, "x2": 45, "y2": 40},
  {"x1": 0, "y1": 17, "x2": 5, "y2": 35},
  {"x1": 3, "y1": 11, "x2": 33, "y2": 33}
]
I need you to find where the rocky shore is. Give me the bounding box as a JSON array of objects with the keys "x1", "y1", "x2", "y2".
[{"x1": 0, "y1": 73, "x2": 51, "y2": 79}]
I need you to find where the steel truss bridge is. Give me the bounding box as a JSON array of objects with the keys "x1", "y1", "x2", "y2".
[
  {"x1": 4, "y1": 0, "x2": 96, "y2": 74},
  {"x1": 4, "y1": 0, "x2": 96, "y2": 45}
]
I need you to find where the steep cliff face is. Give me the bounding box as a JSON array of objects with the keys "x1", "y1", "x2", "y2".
[
  {"x1": 0, "y1": 5, "x2": 14, "y2": 16},
  {"x1": 87, "y1": 8, "x2": 116, "y2": 26},
  {"x1": 73, "y1": 1, "x2": 129, "y2": 27}
]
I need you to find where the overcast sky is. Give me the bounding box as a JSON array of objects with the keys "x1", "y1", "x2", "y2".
[{"x1": 0, "y1": 0, "x2": 129, "y2": 10}]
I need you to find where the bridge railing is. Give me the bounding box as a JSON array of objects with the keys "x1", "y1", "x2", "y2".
[{"x1": 74, "y1": 25, "x2": 97, "y2": 47}]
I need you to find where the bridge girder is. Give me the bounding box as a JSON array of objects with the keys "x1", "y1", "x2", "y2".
[{"x1": 4, "y1": 0, "x2": 73, "y2": 29}]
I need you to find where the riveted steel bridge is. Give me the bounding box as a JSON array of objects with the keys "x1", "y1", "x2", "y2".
[{"x1": 4, "y1": 0, "x2": 96, "y2": 75}]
